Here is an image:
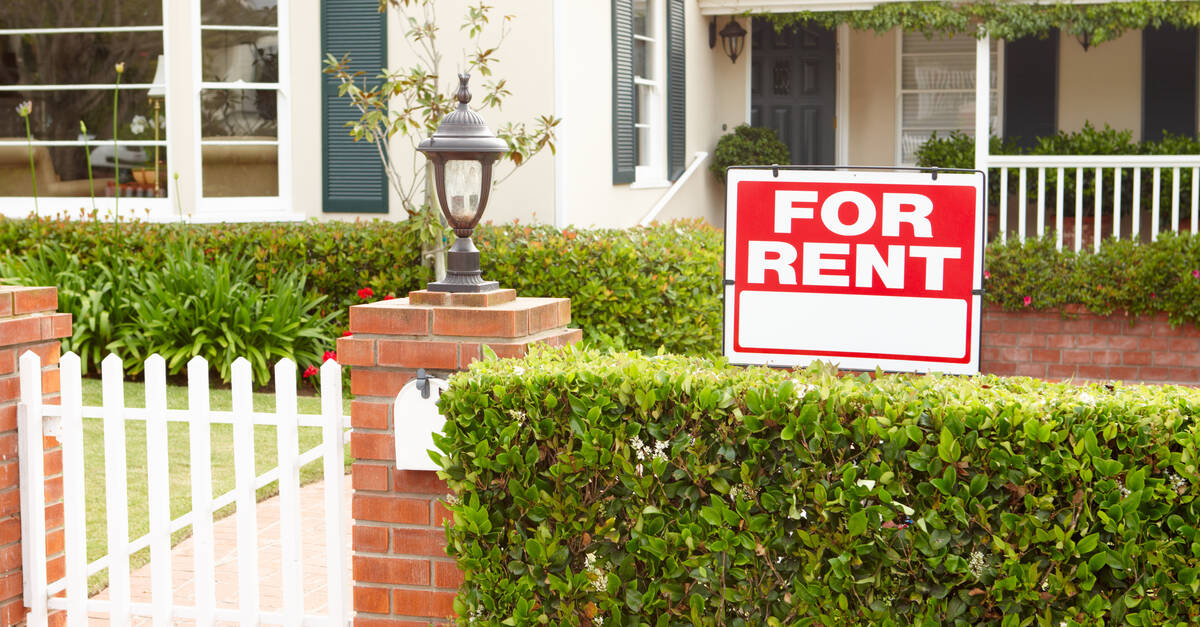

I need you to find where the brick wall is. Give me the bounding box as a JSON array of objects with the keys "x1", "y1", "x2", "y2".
[
  {"x1": 980, "y1": 304, "x2": 1200, "y2": 385},
  {"x1": 338, "y1": 289, "x2": 580, "y2": 625},
  {"x1": 0, "y1": 286, "x2": 71, "y2": 625}
]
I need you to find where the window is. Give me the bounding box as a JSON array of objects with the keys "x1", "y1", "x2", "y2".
[
  {"x1": 898, "y1": 32, "x2": 1000, "y2": 164},
  {"x1": 612, "y1": 0, "x2": 684, "y2": 186},
  {"x1": 0, "y1": 0, "x2": 295, "y2": 220},
  {"x1": 0, "y1": 3, "x2": 168, "y2": 213}
]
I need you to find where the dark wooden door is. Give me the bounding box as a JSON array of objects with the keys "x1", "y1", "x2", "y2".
[{"x1": 750, "y1": 20, "x2": 836, "y2": 165}]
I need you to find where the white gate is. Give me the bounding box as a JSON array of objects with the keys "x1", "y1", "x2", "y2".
[{"x1": 17, "y1": 351, "x2": 350, "y2": 625}]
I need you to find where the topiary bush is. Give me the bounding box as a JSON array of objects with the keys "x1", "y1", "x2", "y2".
[
  {"x1": 709, "y1": 125, "x2": 791, "y2": 184},
  {"x1": 437, "y1": 347, "x2": 1200, "y2": 625}
]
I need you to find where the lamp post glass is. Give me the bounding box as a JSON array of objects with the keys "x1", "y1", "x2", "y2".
[{"x1": 417, "y1": 74, "x2": 509, "y2": 293}]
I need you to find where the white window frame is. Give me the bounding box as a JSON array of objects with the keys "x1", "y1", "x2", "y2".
[
  {"x1": 632, "y1": 0, "x2": 669, "y2": 188},
  {"x1": 0, "y1": 20, "x2": 172, "y2": 221},
  {"x1": 192, "y1": 0, "x2": 294, "y2": 220},
  {"x1": 895, "y1": 31, "x2": 1004, "y2": 166}
]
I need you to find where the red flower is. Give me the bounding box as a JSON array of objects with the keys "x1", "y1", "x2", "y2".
[
  {"x1": 1192, "y1": 269, "x2": 1199, "y2": 279},
  {"x1": 342, "y1": 330, "x2": 353, "y2": 337},
  {"x1": 323, "y1": 351, "x2": 337, "y2": 363},
  {"x1": 1023, "y1": 295, "x2": 1032, "y2": 307},
  {"x1": 302, "y1": 365, "x2": 319, "y2": 378},
  {"x1": 357, "y1": 287, "x2": 374, "y2": 300},
  {"x1": 383, "y1": 294, "x2": 395, "y2": 301},
  {"x1": 983, "y1": 270, "x2": 991, "y2": 280}
]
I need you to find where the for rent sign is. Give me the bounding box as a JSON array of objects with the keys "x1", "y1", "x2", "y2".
[{"x1": 723, "y1": 167, "x2": 986, "y2": 374}]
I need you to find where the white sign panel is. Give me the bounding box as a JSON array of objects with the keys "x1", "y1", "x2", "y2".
[{"x1": 724, "y1": 167, "x2": 986, "y2": 374}]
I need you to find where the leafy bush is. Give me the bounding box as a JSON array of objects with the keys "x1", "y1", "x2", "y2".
[
  {"x1": 437, "y1": 348, "x2": 1200, "y2": 625},
  {"x1": 709, "y1": 125, "x2": 791, "y2": 184},
  {"x1": 916, "y1": 125, "x2": 1200, "y2": 213}
]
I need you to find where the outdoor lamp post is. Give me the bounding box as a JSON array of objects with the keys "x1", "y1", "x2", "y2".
[{"x1": 417, "y1": 73, "x2": 509, "y2": 293}]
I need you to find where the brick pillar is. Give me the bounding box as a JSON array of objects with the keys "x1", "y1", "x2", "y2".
[
  {"x1": 339, "y1": 289, "x2": 580, "y2": 625},
  {"x1": 0, "y1": 286, "x2": 72, "y2": 625}
]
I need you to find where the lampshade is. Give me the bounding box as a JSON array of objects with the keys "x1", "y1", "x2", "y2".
[{"x1": 147, "y1": 54, "x2": 166, "y2": 98}]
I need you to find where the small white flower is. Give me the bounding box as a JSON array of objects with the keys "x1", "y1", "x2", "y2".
[
  {"x1": 130, "y1": 114, "x2": 147, "y2": 135},
  {"x1": 653, "y1": 439, "x2": 668, "y2": 462},
  {"x1": 968, "y1": 550, "x2": 987, "y2": 578},
  {"x1": 1040, "y1": 580, "x2": 1049, "y2": 591},
  {"x1": 513, "y1": 365, "x2": 525, "y2": 375},
  {"x1": 1119, "y1": 480, "x2": 1131, "y2": 498},
  {"x1": 508, "y1": 408, "x2": 527, "y2": 424},
  {"x1": 1077, "y1": 391, "x2": 1096, "y2": 405},
  {"x1": 1169, "y1": 473, "x2": 1188, "y2": 491},
  {"x1": 15, "y1": 101, "x2": 32, "y2": 117},
  {"x1": 444, "y1": 493, "x2": 460, "y2": 505}
]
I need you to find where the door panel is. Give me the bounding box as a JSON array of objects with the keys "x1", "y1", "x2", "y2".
[{"x1": 751, "y1": 20, "x2": 835, "y2": 165}]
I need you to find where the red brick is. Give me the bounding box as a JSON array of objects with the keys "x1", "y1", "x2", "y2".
[
  {"x1": 354, "y1": 585, "x2": 390, "y2": 614},
  {"x1": 1031, "y1": 318, "x2": 1063, "y2": 333},
  {"x1": 353, "y1": 494, "x2": 429, "y2": 525},
  {"x1": 1045, "y1": 335, "x2": 1077, "y2": 348},
  {"x1": 393, "y1": 589, "x2": 456, "y2": 618},
  {"x1": 394, "y1": 470, "x2": 448, "y2": 495},
  {"x1": 1183, "y1": 352, "x2": 1200, "y2": 368},
  {"x1": 352, "y1": 463, "x2": 390, "y2": 491},
  {"x1": 336, "y1": 338, "x2": 376, "y2": 367},
  {"x1": 432, "y1": 306, "x2": 527, "y2": 338},
  {"x1": 42, "y1": 314, "x2": 71, "y2": 340},
  {"x1": 42, "y1": 368, "x2": 60, "y2": 395},
  {"x1": 392, "y1": 528, "x2": 448, "y2": 557},
  {"x1": 354, "y1": 619, "x2": 430, "y2": 627},
  {"x1": 529, "y1": 300, "x2": 565, "y2": 334},
  {"x1": 1031, "y1": 349, "x2": 1060, "y2": 363},
  {"x1": 1075, "y1": 335, "x2": 1107, "y2": 349},
  {"x1": 351, "y1": 432, "x2": 396, "y2": 462},
  {"x1": 459, "y1": 343, "x2": 482, "y2": 368},
  {"x1": 46, "y1": 528, "x2": 63, "y2": 556},
  {"x1": 1061, "y1": 319, "x2": 1093, "y2": 334},
  {"x1": 1061, "y1": 349, "x2": 1092, "y2": 364},
  {"x1": 1091, "y1": 319, "x2": 1125, "y2": 336},
  {"x1": 44, "y1": 475, "x2": 62, "y2": 502},
  {"x1": 1106, "y1": 366, "x2": 1139, "y2": 382},
  {"x1": 557, "y1": 300, "x2": 572, "y2": 326},
  {"x1": 0, "y1": 596, "x2": 24, "y2": 625},
  {"x1": 1075, "y1": 365, "x2": 1108, "y2": 380},
  {"x1": 1000, "y1": 318, "x2": 1032, "y2": 334},
  {"x1": 351, "y1": 401, "x2": 390, "y2": 430},
  {"x1": 486, "y1": 342, "x2": 529, "y2": 360},
  {"x1": 986, "y1": 332, "x2": 1016, "y2": 347},
  {"x1": 0, "y1": 543, "x2": 19, "y2": 571},
  {"x1": 0, "y1": 432, "x2": 16, "y2": 459},
  {"x1": 0, "y1": 517, "x2": 18, "y2": 546},
  {"x1": 350, "y1": 303, "x2": 430, "y2": 336},
  {"x1": 1122, "y1": 351, "x2": 1152, "y2": 366},
  {"x1": 1169, "y1": 338, "x2": 1200, "y2": 353},
  {"x1": 0, "y1": 463, "x2": 15, "y2": 491},
  {"x1": 1154, "y1": 352, "x2": 1186, "y2": 366},
  {"x1": 1139, "y1": 367, "x2": 1172, "y2": 382},
  {"x1": 353, "y1": 555, "x2": 430, "y2": 585},
  {"x1": 434, "y1": 561, "x2": 463, "y2": 588},
  {"x1": 45, "y1": 554, "x2": 63, "y2": 582},
  {"x1": 0, "y1": 293, "x2": 10, "y2": 318},
  {"x1": 0, "y1": 490, "x2": 17, "y2": 519},
  {"x1": 982, "y1": 362, "x2": 1017, "y2": 376},
  {"x1": 998, "y1": 348, "x2": 1031, "y2": 362},
  {"x1": 351, "y1": 370, "x2": 414, "y2": 398},
  {"x1": 981, "y1": 347, "x2": 1003, "y2": 362},
  {"x1": 0, "y1": 405, "x2": 15, "y2": 431},
  {"x1": 1136, "y1": 337, "x2": 1169, "y2": 352},
  {"x1": 11, "y1": 288, "x2": 57, "y2": 316},
  {"x1": 377, "y1": 340, "x2": 458, "y2": 370},
  {"x1": 1167, "y1": 367, "x2": 1200, "y2": 384},
  {"x1": 1013, "y1": 363, "x2": 1046, "y2": 377},
  {"x1": 28, "y1": 342, "x2": 60, "y2": 367},
  {"x1": 1092, "y1": 351, "x2": 1122, "y2": 365},
  {"x1": 0, "y1": 318, "x2": 41, "y2": 346},
  {"x1": 44, "y1": 502, "x2": 63, "y2": 529},
  {"x1": 353, "y1": 525, "x2": 390, "y2": 553},
  {"x1": 1124, "y1": 321, "x2": 1154, "y2": 336},
  {"x1": 433, "y1": 501, "x2": 453, "y2": 526},
  {"x1": 0, "y1": 351, "x2": 13, "y2": 377},
  {"x1": 0, "y1": 571, "x2": 19, "y2": 601}
]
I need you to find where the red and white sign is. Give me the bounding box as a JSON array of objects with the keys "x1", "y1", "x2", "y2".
[{"x1": 724, "y1": 167, "x2": 985, "y2": 374}]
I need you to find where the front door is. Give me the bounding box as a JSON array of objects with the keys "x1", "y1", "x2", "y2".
[{"x1": 750, "y1": 21, "x2": 836, "y2": 165}]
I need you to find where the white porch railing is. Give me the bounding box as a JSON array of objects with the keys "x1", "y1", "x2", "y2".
[
  {"x1": 984, "y1": 156, "x2": 1200, "y2": 251},
  {"x1": 18, "y1": 351, "x2": 350, "y2": 626}
]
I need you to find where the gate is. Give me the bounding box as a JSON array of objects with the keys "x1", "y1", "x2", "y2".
[{"x1": 17, "y1": 350, "x2": 350, "y2": 625}]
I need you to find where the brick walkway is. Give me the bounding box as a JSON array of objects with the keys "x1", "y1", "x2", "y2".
[{"x1": 89, "y1": 475, "x2": 353, "y2": 625}]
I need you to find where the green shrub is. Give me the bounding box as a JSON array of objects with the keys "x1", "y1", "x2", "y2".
[
  {"x1": 709, "y1": 125, "x2": 791, "y2": 184},
  {"x1": 437, "y1": 348, "x2": 1200, "y2": 625}
]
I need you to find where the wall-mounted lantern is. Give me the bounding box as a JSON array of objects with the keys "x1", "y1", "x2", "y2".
[
  {"x1": 711, "y1": 17, "x2": 747, "y2": 64},
  {"x1": 416, "y1": 73, "x2": 509, "y2": 293}
]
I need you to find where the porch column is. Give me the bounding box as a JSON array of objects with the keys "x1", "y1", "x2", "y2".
[
  {"x1": 975, "y1": 28, "x2": 991, "y2": 172},
  {"x1": 338, "y1": 289, "x2": 580, "y2": 625}
]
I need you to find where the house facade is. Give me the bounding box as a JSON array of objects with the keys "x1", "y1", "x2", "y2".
[{"x1": 1, "y1": 1, "x2": 1196, "y2": 231}]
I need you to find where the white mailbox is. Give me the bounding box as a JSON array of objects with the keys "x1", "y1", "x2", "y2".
[{"x1": 393, "y1": 370, "x2": 449, "y2": 472}]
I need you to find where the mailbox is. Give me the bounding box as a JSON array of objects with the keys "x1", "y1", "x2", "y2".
[{"x1": 393, "y1": 370, "x2": 449, "y2": 471}]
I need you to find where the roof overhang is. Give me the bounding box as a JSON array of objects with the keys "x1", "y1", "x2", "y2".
[{"x1": 698, "y1": 0, "x2": 1126, "y2": 16}]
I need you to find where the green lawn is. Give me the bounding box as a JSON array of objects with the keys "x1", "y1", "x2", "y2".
[{"x1": 77, "y1": 378, "x2": 349, "y2": 593}]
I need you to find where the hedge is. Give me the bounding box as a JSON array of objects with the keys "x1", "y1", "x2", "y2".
[
  {"x1": 436, "y1": 347, "x2": 1200, "y2": 625},
  {"x1": 0, "y1": 217, "x2": 724, "y2": 357}
]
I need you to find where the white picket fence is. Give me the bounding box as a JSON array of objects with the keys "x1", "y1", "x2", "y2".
[
  {"x1": 984, "y1": 155, "x2": 1200, "y2": 251},
  {"x1": 18, "y1": 351, "x2": 350, "y2": 625}
]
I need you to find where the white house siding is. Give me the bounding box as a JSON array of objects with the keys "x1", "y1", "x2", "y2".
[{"x1": 846, "y1": 27, "x2": 897, "y2": 166}]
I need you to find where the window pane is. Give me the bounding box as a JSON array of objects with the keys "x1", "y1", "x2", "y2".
[
  {"x1": 0, "y1": 89, "x2": 165, "y2": 142},
  {"x1": 0, "y1": 1, "x2": 162, "y2": 29},
  {"x1": 902, "y1": 32, "x2": 975, "y2": 54},
  {"x1": 202, "y1": 142, "x2": 277, "y2": 197},
  {"x1": 0, "y1": 31, "x2": 164, "y2": 87},
  {"x1": 902, "y1": 92, "x2": 998, "y2": 130},
  {"x1": 201, "y1": 89, "x2": 277, "y2": 138},
  {"x1": 637, "y1": 126, "x2": 652, "y2": 167},
  {"x1": 902, "y1": 55, "x2": 997, "y2": 90},
  {"x1": 202, "y1": 31, "x2": 279, "y2": 82},
  {"x1": 0, "y1": 143, "x2": 166, "y2": 197},
  {"x1": 202, "y1": 0, "x2": 278, "y2": 27},
  {"x1": 634, "y1": 38, "x2": 650, "y2": 79}
]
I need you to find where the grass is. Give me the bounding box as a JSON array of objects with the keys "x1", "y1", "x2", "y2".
[{"x1": 77, "y1": 377, "x2": 349, "y2": 593}]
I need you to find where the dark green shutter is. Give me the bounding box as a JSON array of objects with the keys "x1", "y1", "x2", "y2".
[
  {"x1": 612, "y1": 0, "x2": 635, "y2": 184},
  {"x1": 1004, "y1": 30, "x2": 1058, "y2": 150},
  {"x1": 321, "y1": 0, "x2": 388, "y2": 213},
  {"x1": 666, "y1": 0, "x2": 686, "y2": 181},
  {"x1": 1143, "y1": 26, "x2": 1198, "y2": 142}
]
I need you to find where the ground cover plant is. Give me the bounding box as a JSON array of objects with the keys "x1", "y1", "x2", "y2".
[
  {"x1": 437, "y1": 347, "x2": 1200, "y2": 625},
  {"x1": 78, "y1": 377, "x2": 339, "y2": 593}
]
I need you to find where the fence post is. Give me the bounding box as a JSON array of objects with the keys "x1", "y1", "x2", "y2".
[
  {"x1": 339, "y1": 289, "x2": 580, "y2": 625},
  {"x1": 0, "y1": 286, "x2": 72, "y2": 625}
]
